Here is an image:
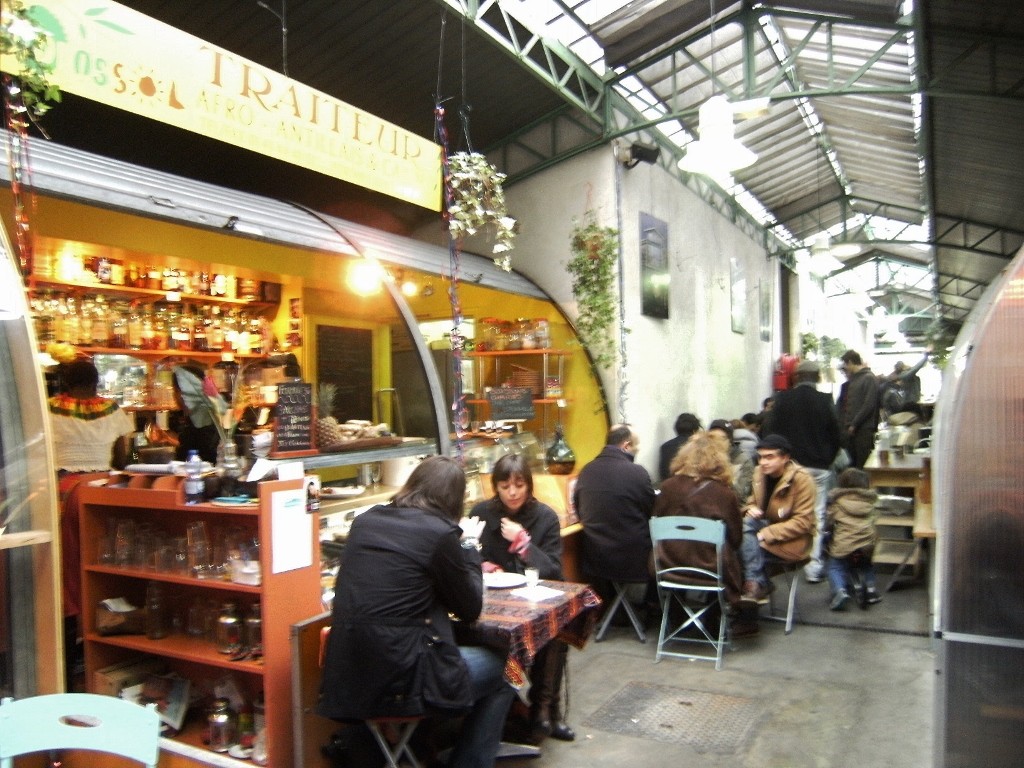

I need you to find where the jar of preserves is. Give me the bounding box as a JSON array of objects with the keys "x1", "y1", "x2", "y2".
[
  {"x1": 216, "y1": 602, "x2": 243, "y2": 655},
  {"x1": 207, "y1": 698, "x2": 238, "y2": 753}
]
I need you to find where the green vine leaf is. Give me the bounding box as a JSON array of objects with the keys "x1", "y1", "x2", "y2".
[
  {"x1": 447, "y1": 151, "x2": 517, "y2": 271},
  {"x1": 567, "y1": 216, "x2": 619, "y2": 368},
  {"x1": 2, "y1": 0, "x2": 61, "y2": 118}
]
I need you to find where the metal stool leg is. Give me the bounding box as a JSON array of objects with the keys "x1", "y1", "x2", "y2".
[
  {"x1": 595, "y1": 582, "x2": 646, "y2": 643},
  {"x1": 367, "y1": 719, "x2": 421, "y2": 768}
]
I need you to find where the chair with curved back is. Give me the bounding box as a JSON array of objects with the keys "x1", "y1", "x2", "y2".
[
  {"x1": 0, "y1": 693, "x2": 160, "y2": 768},
  {"x1": 649, "y1": 515, "x2": 730, "y2": 669}
]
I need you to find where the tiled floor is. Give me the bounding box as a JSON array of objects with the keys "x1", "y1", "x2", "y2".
[{"x1": 501, "y1": 575, "x2": 935, "y2": 768}]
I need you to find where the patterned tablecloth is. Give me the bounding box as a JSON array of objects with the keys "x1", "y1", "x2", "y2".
[{"x1": 457, "y1": 581, "x2": 602, "y2": 688}]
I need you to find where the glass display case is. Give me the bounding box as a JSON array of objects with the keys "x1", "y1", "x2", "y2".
[{"x1": 0, "y1": 230, "x2": 63, "y2": 696}]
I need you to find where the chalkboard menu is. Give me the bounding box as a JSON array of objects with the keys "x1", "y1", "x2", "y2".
[
  {"x1": 316, "y1": 325, "x2": 373, "y2": 422},
  {"x1": 487, "y1": 387, "x2": 535, "y2": 421},
  {"x1": 272, "y1": 382, "x2": 316, "y2": 456}
]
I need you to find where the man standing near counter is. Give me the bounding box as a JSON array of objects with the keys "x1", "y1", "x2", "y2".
[
  {"x1": 837, "y1": 350, "x2": 880, "y2": 468},
  {"x1": 573, "y1": 424, "x2": 656, "y2": 608}
]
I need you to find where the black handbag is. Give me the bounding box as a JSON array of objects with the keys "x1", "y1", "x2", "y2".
[{"x1": 417, "y1": 621, "x2": 473, "y2": 713}]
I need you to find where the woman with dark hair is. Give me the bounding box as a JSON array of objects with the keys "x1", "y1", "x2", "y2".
[
  {"x1": 470, "y1": 454, "x2": 575, "y2": 743},
  {"x1": 319, "y1": 455, "x2": 514, "y2": 768}
]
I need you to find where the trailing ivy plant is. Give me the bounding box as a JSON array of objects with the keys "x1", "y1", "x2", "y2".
[
  {"x1": 447, "y1": 151, "x2": 516, "y2": 271},
  {"x1": 567, "y1": 218, "x2": 619, "y2": 368},
  {"x1": 1, "y1": 0, "x2": 61, "y2": 119}
]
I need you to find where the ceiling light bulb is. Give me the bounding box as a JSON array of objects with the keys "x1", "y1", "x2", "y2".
[
  {"x1": 347, "y1": 260, "x2": 384, "y2": 295},
  {"x1": 401, "y1": 278, "x2": 418, "y2": 297}
]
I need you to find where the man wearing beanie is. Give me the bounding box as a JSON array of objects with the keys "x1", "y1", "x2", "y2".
[
  {"x1": 739, "y1": 434, "x2": 817, "y2": 605},
  {"x1": 762, "y1": 359, "x2": 841, "y2": 582}
]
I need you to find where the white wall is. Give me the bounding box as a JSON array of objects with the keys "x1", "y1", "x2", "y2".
[{"x1": 503, "y1": 148, "x2": 779, "y2": 476}]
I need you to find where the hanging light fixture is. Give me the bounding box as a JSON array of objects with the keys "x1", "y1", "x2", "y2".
[
  {"x1": 677, "y1": 95, "x2": 758, "y2": 177},
  {"x1": 677, "y1": 0, "x2": 758, "y2": 178}
]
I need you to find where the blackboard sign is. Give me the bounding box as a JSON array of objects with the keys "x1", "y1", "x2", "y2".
[
  {"x1": 487, "y1": 387, "x2": 535, "y2": 421},
  {"x1": 316, "y1": 325, "x2": 372, "y2": 423},
  {"x1": 272, "y1": 382, "x2": 317, "y2": 456}
]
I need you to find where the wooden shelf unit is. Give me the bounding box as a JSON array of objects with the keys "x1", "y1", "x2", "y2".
[{"x1": 78, "y1": 477, "x2": 321, "y2": 768}]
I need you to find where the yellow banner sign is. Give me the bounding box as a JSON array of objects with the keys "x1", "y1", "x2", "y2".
[{"x1": 3, "y1": 0, "x2": 441, "y2": 210}]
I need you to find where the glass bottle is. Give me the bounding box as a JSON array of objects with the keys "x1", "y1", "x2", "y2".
[
  {"x1": 215, "y1": 602, "x2": 243, "y2": 655},
  {"x1": 545, "y1": 425, "x2": 577, "y2": 475},
  {"x1": 144, "y1": 580, "x2": 168, "y2": 640},
  {"x1": 91, "y1": 298, "x2": 112, "y2": 347},
  {"x1": 193, "y1": 306, "x2": 210, "y2": 352},
  {"x1": 206, "y1": 698, "x2": 238, "y2": 753},
  {"x1": 245, "y1": 602, "x2": 263, "y2": 654},
  {"x1": 127, "y1": 306, "x2": 144, "y2": 350},
  {"x1": 153, "y1": 304, "x2": 169, "y2": 350},
  {"x1": 141, "y1": 306, "x2": 157, "y2": 350},
  {"x1": 208, "y1": 306, "x2": 225, "y2": 351},
  {"x1": 110, "y1": 303, "x2": 129, "y2": 349}
]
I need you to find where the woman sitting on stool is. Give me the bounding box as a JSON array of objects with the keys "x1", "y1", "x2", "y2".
[{"x1": 472, "y1": 454, "x2": 576, "y2": 743}]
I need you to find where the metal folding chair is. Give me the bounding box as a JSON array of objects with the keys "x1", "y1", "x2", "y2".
[
  {"x1": 649, "y1": 516, "x2": 730, "y2": 669},
  {"x1": 764, "y1": 557, "x2": 810, "y2": 634},
  {"x1": 0, "y1": 693, "x2": 160, "y2": 768},
  {"x1": 594, "y1": 580, "x2": 647, "y2": 643}
]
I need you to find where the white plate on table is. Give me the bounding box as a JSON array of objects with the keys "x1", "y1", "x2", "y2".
[
  {"x1": 321, "y1": 485, "x2": 366, "y2": 499},
  {"x1": 483, "y1": 572, "x2": 528, "y2": 589}
]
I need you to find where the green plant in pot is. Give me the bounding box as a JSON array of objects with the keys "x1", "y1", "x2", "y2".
[
  {"x1": 447, "y1": 151, "x2": 517, "y2": 271},
  {"x1": 567, "y1": 217, "x2": 619, "y2": 368}
]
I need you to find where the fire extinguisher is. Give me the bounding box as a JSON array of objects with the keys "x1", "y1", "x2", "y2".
[{"x1": 773, "y1": 354, "x2": 800, "y2": 391}]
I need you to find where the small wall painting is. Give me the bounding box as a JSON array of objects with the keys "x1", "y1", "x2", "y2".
[{"x1": 640, "y1": 213, "x2": 669, "y2": 319}]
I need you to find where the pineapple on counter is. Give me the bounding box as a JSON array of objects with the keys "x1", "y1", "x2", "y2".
[{"x1": 315, "y1": 383, "x2": 392, "y2": 451}]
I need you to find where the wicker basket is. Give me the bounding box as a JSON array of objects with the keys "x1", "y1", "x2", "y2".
[{"x1": 509, "y1": 365, "x2": 542, "y2": 396}]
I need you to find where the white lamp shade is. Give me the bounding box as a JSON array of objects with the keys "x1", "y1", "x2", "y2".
[{"x1": 677, "y1": 96, "x2": 757, "y2": 175}]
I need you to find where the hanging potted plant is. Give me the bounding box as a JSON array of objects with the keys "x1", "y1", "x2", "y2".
[
  {"x1": 1, "y1": 0, "x2": 61, "y2": 119},
  {"x1": 447, "y1": 151, "x2": 517, "y2": 271},
  {"x1": 567, "y1": 217, "x2": 619, "y2": 368}
]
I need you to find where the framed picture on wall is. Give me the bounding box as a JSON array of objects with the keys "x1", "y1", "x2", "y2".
[
  {"x1": 730, "y1": 256, "x2": 746, "y2": 333},
  {"x1": 759, "y1": 279, "x2": 771, "y2": 341},
  {"x1": 640, "y1": 213, "x2": 669, "y2": 318}
]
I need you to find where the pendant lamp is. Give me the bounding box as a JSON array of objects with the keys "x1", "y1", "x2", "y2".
[{"x1": 677, "y1": 95, "x2": 758, "y2": 177}]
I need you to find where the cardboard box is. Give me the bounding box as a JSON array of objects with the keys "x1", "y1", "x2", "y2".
[{"x1": 93, "y1": 656, "x2": 167, "y2": 696}]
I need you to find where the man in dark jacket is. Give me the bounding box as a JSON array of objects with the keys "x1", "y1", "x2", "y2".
[
  {"x1": 762, "y1": 360, "x2": 842, "y2": 582},
  {"x1": 574, "y1": 424, "x2": 657, "y2": 601},
  {"x1": 837, "y1": 350, "x2": 880, "y2": 468},
  {"x1": 657, "y1": 412, "x2": 702, "y2": 482}
]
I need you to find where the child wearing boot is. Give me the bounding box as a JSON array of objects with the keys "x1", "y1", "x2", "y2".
[{"x1": 825, "y1": 468, "x2": 880, "y2": 610}]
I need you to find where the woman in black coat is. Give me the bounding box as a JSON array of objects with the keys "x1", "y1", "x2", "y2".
[
  {"x1": 318, "y1": 456, "x2": 514, "y2": 768},
  {"x1": 471, "y1": 454, "x2": 575, "y2": 744}
]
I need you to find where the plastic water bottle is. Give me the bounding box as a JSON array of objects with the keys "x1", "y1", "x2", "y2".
[{"x1": 184, "y1": 450, "x2": 205, "y2": 505}]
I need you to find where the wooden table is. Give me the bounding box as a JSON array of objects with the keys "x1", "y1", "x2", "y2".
[
  {"x1": 863, "y1": 450, "x2": 935, "y2": 592},
  {"x1": 459, "y1": 580, "x2": 602, "y2": 688},
  {"x1": 863, "y1": 450, "x2": 927, "y2": 494}
]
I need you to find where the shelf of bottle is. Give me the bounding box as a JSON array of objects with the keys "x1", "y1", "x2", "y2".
[
  {"x1": 45, "y1": 345, "x2": 267, "y2": 361},
  {"x1": 30, "y1": 277, "x2": 277, "y2": 309},
  {"x1": 86, "y1": 631, "x2": 266, "y2": 674},
  {"x1": 85, "y1": 564, "x2": 263, "y2": 593},
  {"x1": 465, "y1": 348, "x2": 569, "y2": 357},
  {"x1": 465, "y1": 398, "x2": 566, "y2": 406}
]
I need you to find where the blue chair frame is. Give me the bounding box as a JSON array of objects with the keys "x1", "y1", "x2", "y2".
[
  {"x1": 0, "y1": 693, "x2": 160, "y2": 768},
  {"x1": 649, "y1": 516, "x2": 730, "y2": 669}
]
